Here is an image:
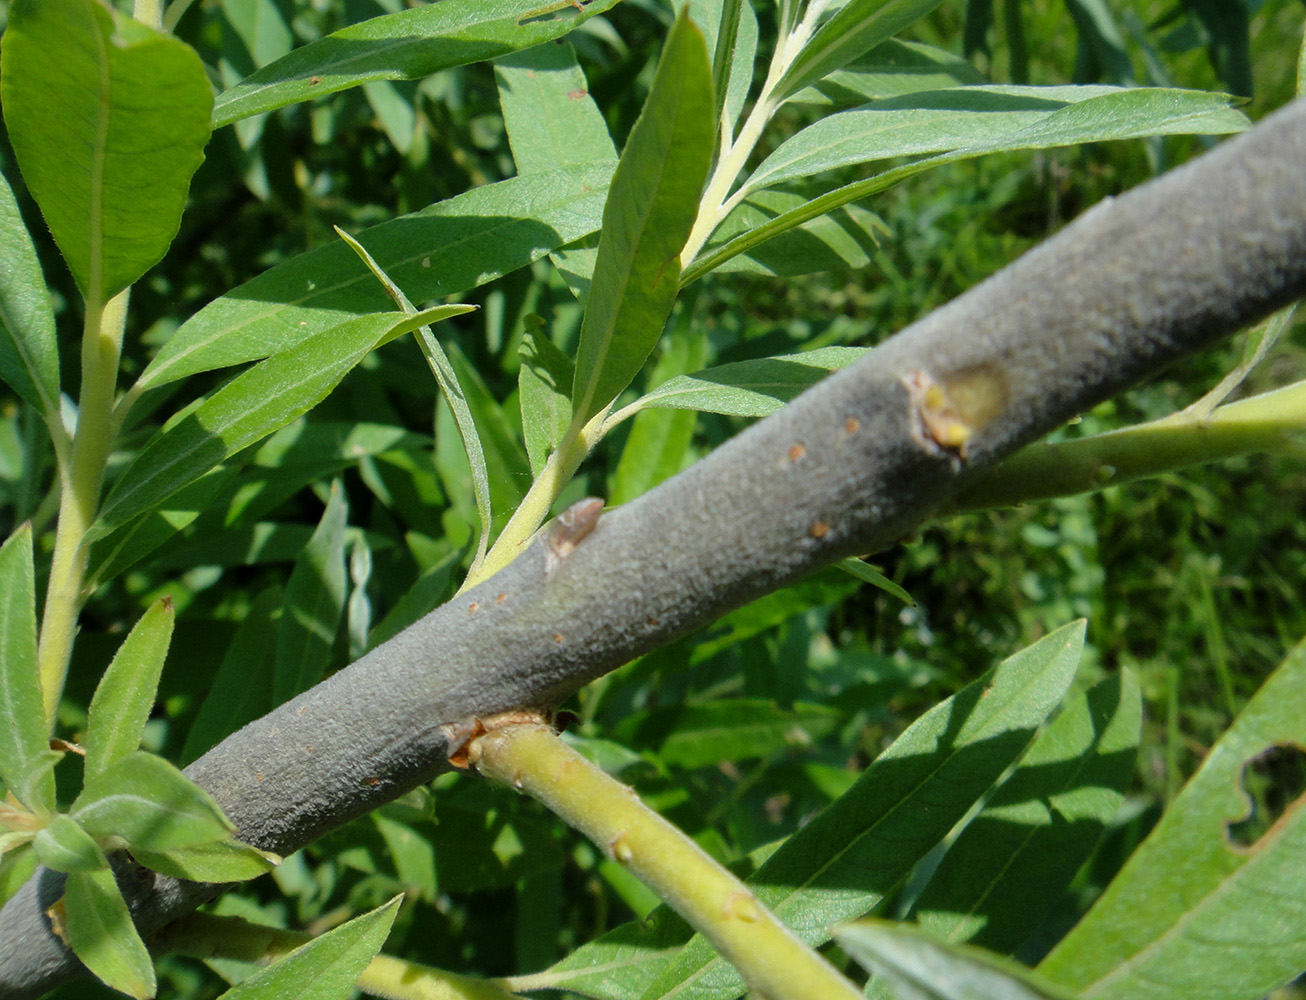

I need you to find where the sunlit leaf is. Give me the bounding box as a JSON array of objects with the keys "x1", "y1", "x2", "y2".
[{"x1": 62, "y1": 864, "x2": 156, "y2": 999}]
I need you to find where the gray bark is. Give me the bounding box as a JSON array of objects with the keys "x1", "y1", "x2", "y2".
[{"x1": 3, "y1": 95, "x2": 1305, "y2": 999}]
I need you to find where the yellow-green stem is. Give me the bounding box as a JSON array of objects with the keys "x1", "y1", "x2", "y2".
[
  {"x1": 459, "y1": 409, "x2": 606, "y2": 593},
  {"x1": 473, "y1": 724, "x2": 863, "y2": 1000},
  {"x1": 134, "y1": 0, "x2": 164, "y2": 29},
  {"x1": 37, "y1": 288, "x2": 129, "y2": 726}
]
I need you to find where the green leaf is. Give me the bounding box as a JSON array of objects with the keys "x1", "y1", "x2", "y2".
[
  {"x1": 0, "y1": 524, "x2": 57, "y2": 816},
  {"x1": 83, "y1": 598, "x2": 176, "y2": 783},
  {"x1": 211, "y1": 0, "x2": 628, "y2": 128},
  {"x1": 273, "y1": 482, "x2": 348, "y2": 706},
  {"x1": 908, "y1": 670, "x2": 1141, "y2": 953},
  {"x1": 72, "y1": 751, "x2": 234, "y2": 854},
  {"x1": 216, "y1": 895, "x2": 401, "y2": 1000},
  {"x1": 0, "y1": 171, "x2": 60, "y2": 423},
  {"x1": 496, "y1": 41, "x2": 616, "y2": 175},
  {"x1": 687, "y1": 87, "x2": 1248, "y2": 280},
  {"x1": 0, "y1": 0, "x2": 212, "y2": 302},
  {"x1": 93, "y1": 306, "x2": 468, "y2": 542},
  {"x1": 746, "y1": 86, "x2": 1249, "y2": 195},
  {"x1": 708, "y1": 188, "x2": 885, "y2": 276},
  {"x1": 61, "y1": 865, "x2": 156, "y2": 999},
  {"x1": 570, "y1": 10, "x2": 715, "y2": 424},
  {"x1": 837, "y1": 920, "x2": 1077, "y2": 1000},
  {"x1": 132, "y1": 837, "x2": 279, "y2": 883},
  {"x1": 639, "y1": 622, "x2": 1086, "y2": 1000},
  {"x1": 836, "y1": 557, "x2": 915, "y2": 606},
  {"x1": 629, "y1": 347, "x2": 867, "y2": 419},
  {"x1": 773, "y1": 0, "x2": 947, "y2": 103},
  {"x1": 616, "y1": 700, "x2": 844, "y2": 770},
  {"x1": 540, "y1": 914, "x2": 688, "y2": 1000},
  {"x1": 32, "y1": 814, "x2": 107, "y2": 874},
  {"x1": 1038, "y1": 637, "x2": 1306, "y2": 1000},
  {"x1": 139, "y1": 163, "x2": 613, "y2": 391},
  {"x1": 787, "y1": 39, "x2": 986, "y2": 105},
  {"x1": 519, "y1": 323, "x2": 577, "y2": 477}
]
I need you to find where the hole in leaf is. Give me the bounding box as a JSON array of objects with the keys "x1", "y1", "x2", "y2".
[{"x1": 1226, "y1": 742, "x2": 1306, "y2": 849}]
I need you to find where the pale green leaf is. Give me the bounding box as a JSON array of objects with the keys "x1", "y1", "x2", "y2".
[
  {"x1": 519, "y1": 324, "x2": 576, "y2": 477},
  {"x1": 708, "y1": 188, "x2": 885, "y2": 276},
  {"x1": 93, "y1": 306, "x2": 468, "y2": 542},
  {"x1": 138, "y1": 163, "x2": 614, "y2": 391},
  {"x1": 72, "y1": 751, "x2": 234, "y2": 854},
  {"x1": 217, "y1": 895, "x2": 401, "y2": 1000},
  {"x1": 773, "y1": 0, "x2": 947, "y2": 102},
  {"x1": 836, "y1": 557, "x2": 914, "y2": 605},
  {"x1": 0, "y1": 0, "x2": 212, "y2": 302},
  {"x1": 32, "y1": 814, "x2": 106, "y2": 874},
  {"x1": 787, "y1": 39, "x2": 985, "y2": 105},
  {"x1": 0, "y1": 171, "x2": 59, "y2": 422},
  {"x1": 837, "y1": 920, "x2": 1077, "y2": 1000},
  {"x1": 83, "y1": 598, "x2": 176, "y2": 782},
  {"x1": 1039, "y1": 637, "x2": 1306, "y2": 1000},
  {"x1": 571, "y1": 11, "x2": 715, "y2": 423},
  {"x1": 273, "y1": 482, "x2": 348, "y2": 705},
  {"x1": 211, "y1": 0, "x2": 628, "y2": 128},
  {"x1": 133, "y1": 838, "x2": 279, "y2": 883},
  {"x1": 62, "y1": 865, "x2": 156, "y2": 999},
  {"x1": 0, "y1": 525, "x2": 57, "y2": 816}
]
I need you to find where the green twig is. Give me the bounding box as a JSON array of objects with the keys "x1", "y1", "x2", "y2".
[{"x1": 472, "y1": 723, "x2": 863, "y2": 1000}]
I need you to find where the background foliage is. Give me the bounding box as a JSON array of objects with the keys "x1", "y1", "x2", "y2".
[{"x1": 1, "y1": 0, "x2": 1304, "y2": 998}]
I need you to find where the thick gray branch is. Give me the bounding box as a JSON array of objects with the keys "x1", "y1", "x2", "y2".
[{"x1": 4, "y1": 97, "x2": 1306, "y2": 998}]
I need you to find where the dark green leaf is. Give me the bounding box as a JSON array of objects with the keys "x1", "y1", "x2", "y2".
[
  {"x1": 0, "y1": 0, "x2": 212, "y2": 301},
  {"x1": 273, "y1": 482, "x2": 348, "y2": 705},
  {"x1": 83, "y1": 598, "x2": 176, "y2": 782},
  {"x1": 211, "y1": 0, "x2": 628, "y2": 128},
  {"x1": 571, "y1": 11, "x2": 715, "y2": 423},
  {"x1": 0, "y1": 171, "x2": 59, "y2": 422},
  {"x1": 62, "y1": 865, "x2": 155, "y2": 999},
  {"x1": 0, "y1": 524, "x2": 57, "y2": 816}
]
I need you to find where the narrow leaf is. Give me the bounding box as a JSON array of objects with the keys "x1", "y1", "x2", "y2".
[
  {"x1": 0, "y1": 0, "x2": 212, "y2": 302},
  {"x1": 92, "y1": 307, "x2": 467, "y2": 542},
  {"x1": 519, "y1": 323, "x2": 577, "y2": 477},
  {"x1": 273, "y1": 482, "x2": 348, "y2": 706},
  {"x1": 629, "y1": 347, "x2": 867, "y2": 419},
  {"x1": 73, "y1": 751, "x2": 235, "y2": 854},
  {"x1": 61, "y1": 865, "x2": 156, "y2": 999},
  {"x1": 773, "y1": 0, "x2": 947, "y2": 103},
  {"x1": 0, "y1": 171, "x2": 60, "y2": 422},
  {"x1": 32, "y1": 814, "x2": 106, "y2": 875},
  {"x1": 133, "y1": 838, "x2": 279, "y2": 883},
  {"x1": 836, "y1": 557, "x2": 914, "y2": 605},
  {"x1": 787, "y1": 39, "x2": 985, "y2": 106},
  {"x1": 909, "y1": 670, "x2": 1141, "y2": 953},
  {"x1": 708, "y1": 188, "x2": 885, "y2": 276},
  {"x1": 216, "y1": 895, "x2": 401, "y2": 1000},
  {"x1": 638, "y1": 622, "x2": 1086, "y2": 1000},
  {"x1": 211, "y1": 0, "x2": 627, "y2": 128},
  {"x1": 83, "y1": 598, "x2": 176, "y2": 782},
  {"x1": 138, "y1": 164, "x2": 613, "y2": 390},
  {"x1": 571, "y1": 10, "x2": 715, "y2": 424},
  {"x1": 0, "y1": 524, "x2": 57, "y2": 816},
  {"x1": 837, "y1": 920, "x2": 1077, "y2": 1000},
  {"x1": 1039, "y1": 637, "x2": 1306, "y2": 1000},
  {"x1": 496, "y1": 41, "x2": 615, "y2": 175}
]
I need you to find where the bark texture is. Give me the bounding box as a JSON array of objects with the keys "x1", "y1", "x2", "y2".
[{"x1": 3, "y1": 96, "x2": 1305, "y2": 999}]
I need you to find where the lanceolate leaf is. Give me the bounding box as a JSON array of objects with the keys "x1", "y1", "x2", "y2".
[
  {"x1": 0, "y1": 525, "x2": 57, "y2": 817},
  {"x1": 773, "y1": 0, "x2": 947, "y2": 103},
  {"x1": 92, "y1": 306, "x2": 470, "y2": 542},
  {"x1": 636, "y1": 622, "x2": 1087, "y2": 1000},
  {"x1": 787, "y1": 39, "x2": 985, "y2": 106},
  {"x1": 570, "y1": 11, "x2": 715, "y2": 424},
  {"x1": 0, "y1": 0, "x2": 212, "y2": 303},
  {"x1": 83, "y1": 599, "x2": 176, "y2": 783},
  {"x1": 139, "y1": 163, "x2": 614, "y2": 390},
  {"x1": 838, "y1": 920, "x2": 1077, "y2": 1000},
  {"x1": 1038, "y1": 637, "x2": 1306, "y2": 1000},
  {"x1": 62, "y1": 865, "x2": 156, "y2": 999},
  {"x1": 217, "y1": 896, "x2": 402, "y2": 1000},
  {"x1": 0, "y1": 172, "x2": 60, "y2": 424},
  {"x1": 745, "y1": 86, "x2": 1248, "y2": 195},
  {"x1": 32, "y1": 814, "x2": 105, "y2": 875},
  {"x1": 686, "y1": 87, "x2": 1248, "y2": 281},
  {"x1": 211, "y1": 0, "x2": 627, "y2": 128},
  {"x1": 72, "y1": 751, "x2": 234, "y2": 854},
  {"x1": 132, "y1": 838, "x2": 279, "y2": 883}
]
